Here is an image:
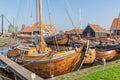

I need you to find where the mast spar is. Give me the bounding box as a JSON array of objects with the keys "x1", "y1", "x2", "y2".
[
  {"x1": 1, "y1": 14, "x2": 3, "y2": 35},
  {"x1": 39, "y1": 0, "x2": 46, "y2": 52}
]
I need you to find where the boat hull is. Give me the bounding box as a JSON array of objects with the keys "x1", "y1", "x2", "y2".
[
  {"x1": 45, "y1": 36, "x2": 69, "y2": 45},
  {"x1": 96, "y1": 50, "x2": 117, "y2": 60},
  {"x1": 18, "y1": 49, "x2": 85, "y2": 78},
  {"x1": 84, "y1": 49, "x2": 96, "y2": 64}
]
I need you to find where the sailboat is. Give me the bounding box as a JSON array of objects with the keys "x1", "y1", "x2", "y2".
[{"x1": 8, "y1": 0, "x2": 89, "y2": 78}]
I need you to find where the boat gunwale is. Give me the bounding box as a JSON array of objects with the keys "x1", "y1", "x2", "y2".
[{"x1": 18, "y1": 50, "x2": 82, "y2": 64}]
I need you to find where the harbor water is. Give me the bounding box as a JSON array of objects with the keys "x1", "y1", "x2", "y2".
[
  {"x1": 0, "y1": 46, "x2": 9, "y2": 57},
  {"x1": 0, "y1": 46, "x2": 10, "y2": 80}
]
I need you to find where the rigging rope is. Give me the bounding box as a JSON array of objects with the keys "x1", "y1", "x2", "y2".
[
  {"x1": 3, "y1": 15, "x2": 13, "y2": 27},
  {"x1": 78, "y1": 8, "x2": 82, "y2": 29},
  {"x1": 63, "y1": 0, "x2": 81, "y2": 39},
  {"x1": 78, "y1": 40, "x2": 90, "y2": 70},
  {"x1": 15, "y1": 0, "x2": 22, "y2": 27},
  {"x1": 46, "y1": 0, "x2": 60, "y2": 50},
  {"x1": 63, "y1": 0, "x2": 77, "y2": 29},
  {"x1": 49, "y1": 51, "x2": 54, "y2": 79},
  {"x1": 2, "y1": 14, "x2": 17, "y2": 48},
  {"x1": 36, "y1": 0, "x2": 39, "y2": 22},
  {"x1": 47, "y1": 0, "x2": 52, "y2": 25}
]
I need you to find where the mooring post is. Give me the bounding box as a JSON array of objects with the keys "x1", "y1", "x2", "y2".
[
  {"x1": 102, "y1": 58, "x2": 106, "y2": 65},
  {"x1": 51, "y1": 74, "x2": 54, "y2": 80},
  {"x1": 31, "y1": 73, "x2": 36, "y2": 80}
]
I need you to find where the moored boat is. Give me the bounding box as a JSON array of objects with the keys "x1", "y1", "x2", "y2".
[
  {"x1": 96, "y1": 49, "x2": 117, "y2": 61},
  {"x1": 45, "y1": 35, "x2": 69, "y2": 46},
  {"x1": 8, "y1": 42, "x2": 88, "y2": 78},
  {"x1": 7, "y1": 0, "x2": 89, "y2": 78},
  {"x1": 96, "y1": 44, "x2": 118, "y2": 60}
]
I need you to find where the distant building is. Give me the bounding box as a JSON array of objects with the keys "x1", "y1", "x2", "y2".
[
  {"x1": 20, "y1": 22, "x2": 57, "y2": 37},
  {"x1": 64, "y1": 29, "x2": 83, "y2": 37},
  {"x1": 82, "y1": 24, "x2": 108, "y2": 37},
  {"x1": 110, "y1": 18, "x2": 120, "y2": 35}
]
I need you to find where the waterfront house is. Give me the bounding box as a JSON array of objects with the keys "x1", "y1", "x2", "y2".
[
  {"x1": 82, "y1": 24, "x2": 108, "y2": 37},
  {"x1": 110, "y1": 18, "x2": 120, "y2": 35},
  {"x1": 20, "y1": 22, "x2": 57, "y2": 38}
]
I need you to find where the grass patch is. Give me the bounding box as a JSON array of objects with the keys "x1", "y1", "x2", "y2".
[
  {"x1": 60, "y1": 76, "x2": 71, "y2": 80},
  {"x1": 0, "y1": 38, "x2": 9, "y2": 42},
  {"x1": 76, "y1": 65, "x2": 120, "y2": 80}
]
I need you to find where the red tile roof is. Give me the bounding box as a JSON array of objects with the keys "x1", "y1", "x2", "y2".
[
  {"x1": 21, "y1": 26, "x2": 31, "y2": 32},
  {"x1": 110, "y1": 18, "x2": 120, "y2": 30},
  {"x1": 21, "y1": 22, "x2": 57, "y2": 34},
  {"x1": 89, "y1": 24, "x2": 108, "y2": 33}
]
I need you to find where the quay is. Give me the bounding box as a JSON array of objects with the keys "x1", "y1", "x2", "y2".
[{"x1": 0, "y1": 54, "x2": 43, "y2": 80}]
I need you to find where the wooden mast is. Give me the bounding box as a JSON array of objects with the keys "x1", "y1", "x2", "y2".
[
  {"x1": 1, "y1": 14, "x2": 3, "y2": 35},
  {"x1": 39, "y1": 0, "x2": 45, "y2": 52}
]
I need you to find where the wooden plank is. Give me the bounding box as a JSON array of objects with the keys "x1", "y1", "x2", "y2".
[{"x1": 0, "y1": 54, "x2": 43, "y2": 80}]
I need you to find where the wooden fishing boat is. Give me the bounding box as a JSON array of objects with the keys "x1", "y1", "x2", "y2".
[
  {"x1": 8, "y1": 42, "x2": 88, "y2": 78},
  {"x1": 96, "y1": 44, "x2": 119, "y2": 60},
  {"x1": 45, "y1": 35, "x2": 69, "y2": 46},
  {"x1": 45, "y1": 36, "x2": 97, "y2": 64},
  {"x1": 7, "y1": 0, "x2": 89, "y2": 78},
  {"x1": 96, "y1": 49, "x2": 117, "y2": 60},
  {"x1": 45, "y1": 29, "x2": 82, "y2": 46}
]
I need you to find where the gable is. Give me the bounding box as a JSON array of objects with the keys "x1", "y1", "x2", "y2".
[
  {"x1": 110, "y1": 18, "x2": 120, "y2": 30},
  {"x1": 89, "y1": 24, "x2": 108, "y2": 33}
]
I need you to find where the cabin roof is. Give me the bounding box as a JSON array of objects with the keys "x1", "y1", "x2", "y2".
[
  {"x1": 21, "y1": 22, "x2": 57, "y2": 34},
  {"x1": 64, "y1": 29, "x2": 82, "y2": 35},
  {"x1": 89, "y1": 24, "x2": 108, "y2": 33},
  {"x1": 110, "y1": 18, "x2": 120, "y2": 30},
  {"x1": 21, "y1": 26, "x2": 31, "y2": 33}
]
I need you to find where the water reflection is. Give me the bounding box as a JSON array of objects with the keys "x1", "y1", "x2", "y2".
[
  {"x1": 0, "y1": 41, "x2": 20, "y2": 80},
  {"x1": 0, "y1": 41, "x2": 20, "y2": 57},
  {"x1": 0, "y1": 46, "x2": 9, "y2": 57},
  {"x1": 0, "y1": 46, "x2": 9, "y2": 69},
  {"x1": 0, "y1": 78, "x2": 2, "y2": 80},
  {"x1": 0, "y1": 46, "x2": 9, "y2": 80}
]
